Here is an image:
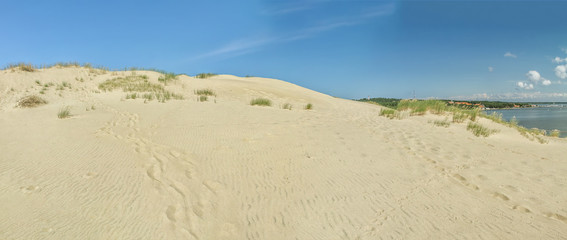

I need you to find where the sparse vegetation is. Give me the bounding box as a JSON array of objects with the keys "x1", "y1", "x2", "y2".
[
  {"x1": 98, "y1": 75, "x2": 183, "y2": 102},
  {"x1": 379, "y1": 109, "x2": 396, "y2": 118},
  {"x1": 305, "y1": 103, "x2": 313, "y2": 110},
  {"x1": 16, "y1": 95, "x2": 47, "y2": 108},
  {"x1": 4, "y1": 63, "x2": 36, "y2": 72},
  {"x1": 550, "y1": 129, "x2": 561, "y2": 138},
  {"x1": 397, "y1": 99, "x2": 447, "y2": 115},
  {"x1": 433, "y1": 119, "x2": 451, "y2": 128},
  {"x1": 282, "y1": 103, "x2": 292, "y2": 110},
  {"x1": 467, "y1": 122, "x2": 498, "y2": 137},
  {"x1": 482, "y1": 112, "x2": 548, "y2": 143},
  {"x1": 199, "y1": 95, "x2": 208, "y2": 102},
  {"x1": 35, "y1": 80, "x2": 41, "y2": 85},
  {"x1": 158, "y1": 73, "x2": 178, "y2": 85},
  {"x1": 58, "y1": 106, "x2": 71, "y2": 119},
  {"x1": 250, "y1": 98, "x2": 272, "y2": 106},
  {"x1": 194, "y1": 89, "x2": 215, "y2": 96},
  {"x1": 195, "y1": 73, "x2": 218, "y2": 79}
]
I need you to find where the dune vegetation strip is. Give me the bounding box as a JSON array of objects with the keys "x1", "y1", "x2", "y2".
[
  {"x1": 375, "y1": 99, "x2": 557, "y2": 142},
  {"x1": 16, "y1": 95, "x2": 47, "y2": 108},
  {"x1": 98, "y1": 75, "x2": 183, "y2": 102},
  {"x1": 305, "y1": 103, "x2": 313, "y2": 110}
]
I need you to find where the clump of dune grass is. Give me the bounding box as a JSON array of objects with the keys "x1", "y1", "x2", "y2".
[
  {"x1": 282, "y1": 103, "x2": 292, "y2": 110},
  {"x1": 58, "y1": 106, "x2": 71, "y2": 119},
  {"x1": 17, "y1": 95, "x2": 47, "y2": 108},
  {"x1": 98, "y1": 75, "x2": 183, "y2": 102},
  {"x1": 379, "y1": 108, "x2": 396, "y2": 119},
  {"x1": 250, "y1": 98, "x2": 272, "y2": 106},
  {"x1": 467, "y1": 122, "x2": 498, "y2": 137},
  {"x1": 195, "y1": 73, "x2": 218, "y2": 79},
  {"x1": 433, "y1": 119, "x2": 451, "y2": 128},
  {"x1": 550, "y1": 129, "x2": 561, "y2": 138},
  {"x1": 194, "y1": 89, "x2": 215, "y2": 96},
  {"x1": 4, "y1": 63, "x2": 36, "y2": 72},
  {"x1": 379, "y1": 108, "x2": 409, "y2": 120},
  {"x1": 199, "y1": 95, "x2": 208, "y2": 102},
  {"x1": 158, "y1": 73, "x2": 178, "y2": 85},
  {"x1": 305, "y1": 103, "x2": 313, "y2": 110}
]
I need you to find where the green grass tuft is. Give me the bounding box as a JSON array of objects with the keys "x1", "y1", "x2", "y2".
[
  {"x1": 158, "y1": 73, "x2": 178, "y2": 85},
  {"x1": 305, "y1": 103, "x2": 313, "y2": 110},
  {"x1": 194, "y1": 89, "x2": 216, "y2": 96},
  {"x1": 58, "y1": 106, "x2": 71, "y2": 119},
  {"x1": 250, "y1": 98, "x2": 272, "y2": 106},
  {"x1": 17, "y1": 95, "x2": 47, "y2": 108},
  {"x1": 195, "y1": 73, "x2": 218, "y2": 79},
  {"x1": 433, "y1": 119, "x2": 451, "y2": 127},
  {"x1": 467, "y1": 122, "x2": 498, "y2": 137},
  {"x1": 199, "y1": 95, "x2": 208, "y2": 102}
]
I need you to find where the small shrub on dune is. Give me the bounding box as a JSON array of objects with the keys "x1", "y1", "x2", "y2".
[
  {"x1": 282, "y1": 103, "x2": 292, "y2": 110},
  {"x1": 17, "y1": 95, "x2": 47, "y2": 108},
  {"x1": 305, "y1": 103, "x2": 313, "y2": 110},
  {"x1": 250, "y1": 98, "x2": 272, "y2": 106},
  {"x1": 199, "y1": 95, "x2": 208, "y2": 102}
]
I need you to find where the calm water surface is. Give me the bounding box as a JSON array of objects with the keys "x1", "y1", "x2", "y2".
[{"x1": 485, "y1": 104, "x2": 567, "y2": 138}]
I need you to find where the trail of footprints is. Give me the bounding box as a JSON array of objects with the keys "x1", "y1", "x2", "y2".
[
  {"x1": 94, "y1": 105, "x2": 231, "y2": 239},
  {"x1": 393, "y1": 127, "x2": 567, "y2": 225}
]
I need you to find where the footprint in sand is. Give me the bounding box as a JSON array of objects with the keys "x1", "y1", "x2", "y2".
[
  {"x1": 82, "y1": 172, "x2": 98, "y2": 179},
  {"x1": 20, "y1": 185, "x2": 40, "y2": 193}
]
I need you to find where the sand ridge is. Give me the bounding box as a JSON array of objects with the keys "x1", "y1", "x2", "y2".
[{"x1": 1, "y1": 67, "x2": 566, "y2": 239}]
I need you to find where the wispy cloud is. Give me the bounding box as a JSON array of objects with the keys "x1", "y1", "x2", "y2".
[
  {"x1": 504, "y1": 52, "x2": 517, "y2": 58},
  {"x1": 191, "y1": 4, "x2": 394, "y2": 61},
  {"x1": 451, "y1": 92, "x2": 567, "y2": 101},
  {"x1": 488, "y1": 66, "x2": 494, "y2": 72}
]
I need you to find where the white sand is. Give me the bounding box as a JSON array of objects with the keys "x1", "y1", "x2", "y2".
[{"x1": 1, "y1": 67, "x2": 566, "y2": 239}]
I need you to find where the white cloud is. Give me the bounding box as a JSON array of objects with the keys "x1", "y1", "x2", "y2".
[
  {"x1": 517, "y1": 81, "x2": 534, "y2": 90},
  {"x1": 555, "y1": 65, "x2": 567, "y2": 79},
  {"x1": 488, "y1": 66, "x2": 493, "y2": 72},
  {"x1": 526, "y1": 70, "x2": 541, "y2": 82},
  {"x1": 563, "y1": 48, "x2": 567, "y2": 54},
  {"x1": 553, "y1": 57, "x2": 567, "y2": 63},
  {"x1": 504, "y1": 52, "x2": 517, "y2": 58},
  {"x1": 542, "y1": 79, "x2": 552, "y2": 86}
]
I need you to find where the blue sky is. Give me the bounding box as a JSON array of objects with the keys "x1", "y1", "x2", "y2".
[{"x1": 1, "y1": 0, "x2": 567, "y2": 101}]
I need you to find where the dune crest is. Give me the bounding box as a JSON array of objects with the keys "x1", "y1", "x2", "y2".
[{"x1": 1, "y1": 67, "x2": 566, "y2": 239}]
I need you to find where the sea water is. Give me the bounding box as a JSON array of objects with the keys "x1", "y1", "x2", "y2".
[{"x1": 484, "y1": 104, "x2": 567, "y2": 138}]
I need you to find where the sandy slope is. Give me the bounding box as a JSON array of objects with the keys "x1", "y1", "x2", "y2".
[{"x1": 1, "y1": 67, "x2": 566, "y2": 239}]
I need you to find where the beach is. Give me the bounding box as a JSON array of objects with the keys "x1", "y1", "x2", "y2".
[{"x1": 1, "y1": 66, "x2": 567, "y2": 239}]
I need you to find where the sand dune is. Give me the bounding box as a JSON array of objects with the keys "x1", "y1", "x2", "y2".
[{"x1": 1, "y1": 66, "x2": 566, "y2": 239}]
